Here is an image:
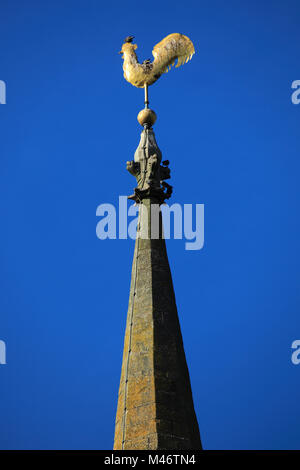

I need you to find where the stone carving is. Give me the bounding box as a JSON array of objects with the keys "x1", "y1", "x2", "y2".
[{"x1": 127, "y1": 127, "x2": 173, "y2": 204}]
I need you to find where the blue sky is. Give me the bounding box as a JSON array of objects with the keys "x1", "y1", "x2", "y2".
[{"x1": 1, "y1": 0, "x2": 300, "y2": 450}]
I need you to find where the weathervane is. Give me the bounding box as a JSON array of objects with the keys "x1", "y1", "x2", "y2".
[
  {"x1": 119, "y1": 33, "x2": 195, "y2": 111},
  {"x1": 119, "y1": 33, "x2": 195, "y2": 204}
]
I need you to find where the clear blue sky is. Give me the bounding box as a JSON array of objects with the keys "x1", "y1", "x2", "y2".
[{"x1": 1, "y1": 0, "x2": 300, "y2": 450}]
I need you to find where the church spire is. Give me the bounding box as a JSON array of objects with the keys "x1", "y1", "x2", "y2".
[{"x1": 113, "y1": 108, "x2": 202, "y2": 450}]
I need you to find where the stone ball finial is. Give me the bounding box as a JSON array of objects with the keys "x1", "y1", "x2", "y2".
[{"x1": 137, "y1": 108, "x2": 157, "y2": 128}]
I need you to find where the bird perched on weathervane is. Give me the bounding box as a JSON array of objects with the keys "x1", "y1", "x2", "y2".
[{"x1": 119, "y1": 33, "x2": 195, "y2": 120}]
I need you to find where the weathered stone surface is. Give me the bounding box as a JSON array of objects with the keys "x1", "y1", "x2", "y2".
[
  {"x1": 123, "y1": 433, "x2": 158, "y2": 450},
  {"x1": 113, "y1": 198, "x2": 201, "y2": 450},
  {"x1": 114, "y1": 126, "x2": 201, "y2": 450}
]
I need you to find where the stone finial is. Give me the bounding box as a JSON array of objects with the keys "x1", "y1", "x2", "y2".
[{"x1": 127, "y1": 126, "x2": 172, "y2": 204}]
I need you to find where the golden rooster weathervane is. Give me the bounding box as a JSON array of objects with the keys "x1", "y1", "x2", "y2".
[{"x1": 119, "y1": 33, "x2": 195, "y2": 110}]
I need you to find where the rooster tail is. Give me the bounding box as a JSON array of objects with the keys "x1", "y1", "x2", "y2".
[{"x1": 152, "y1": 33, "x2": 195, "y2": 75}]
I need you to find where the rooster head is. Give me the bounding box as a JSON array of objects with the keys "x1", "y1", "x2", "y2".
[{"x1": 119, "y1": 36, "x2": 137, "y2": 57}]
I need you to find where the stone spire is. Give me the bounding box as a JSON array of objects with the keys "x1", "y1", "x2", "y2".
[{"x1": 113, "y1": 108, "x2": 202, "y2": 450}]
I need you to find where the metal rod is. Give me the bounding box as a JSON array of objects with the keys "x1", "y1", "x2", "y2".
[{"x1": 144, "y1": 84, "x2": 149, "y2": 108}]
